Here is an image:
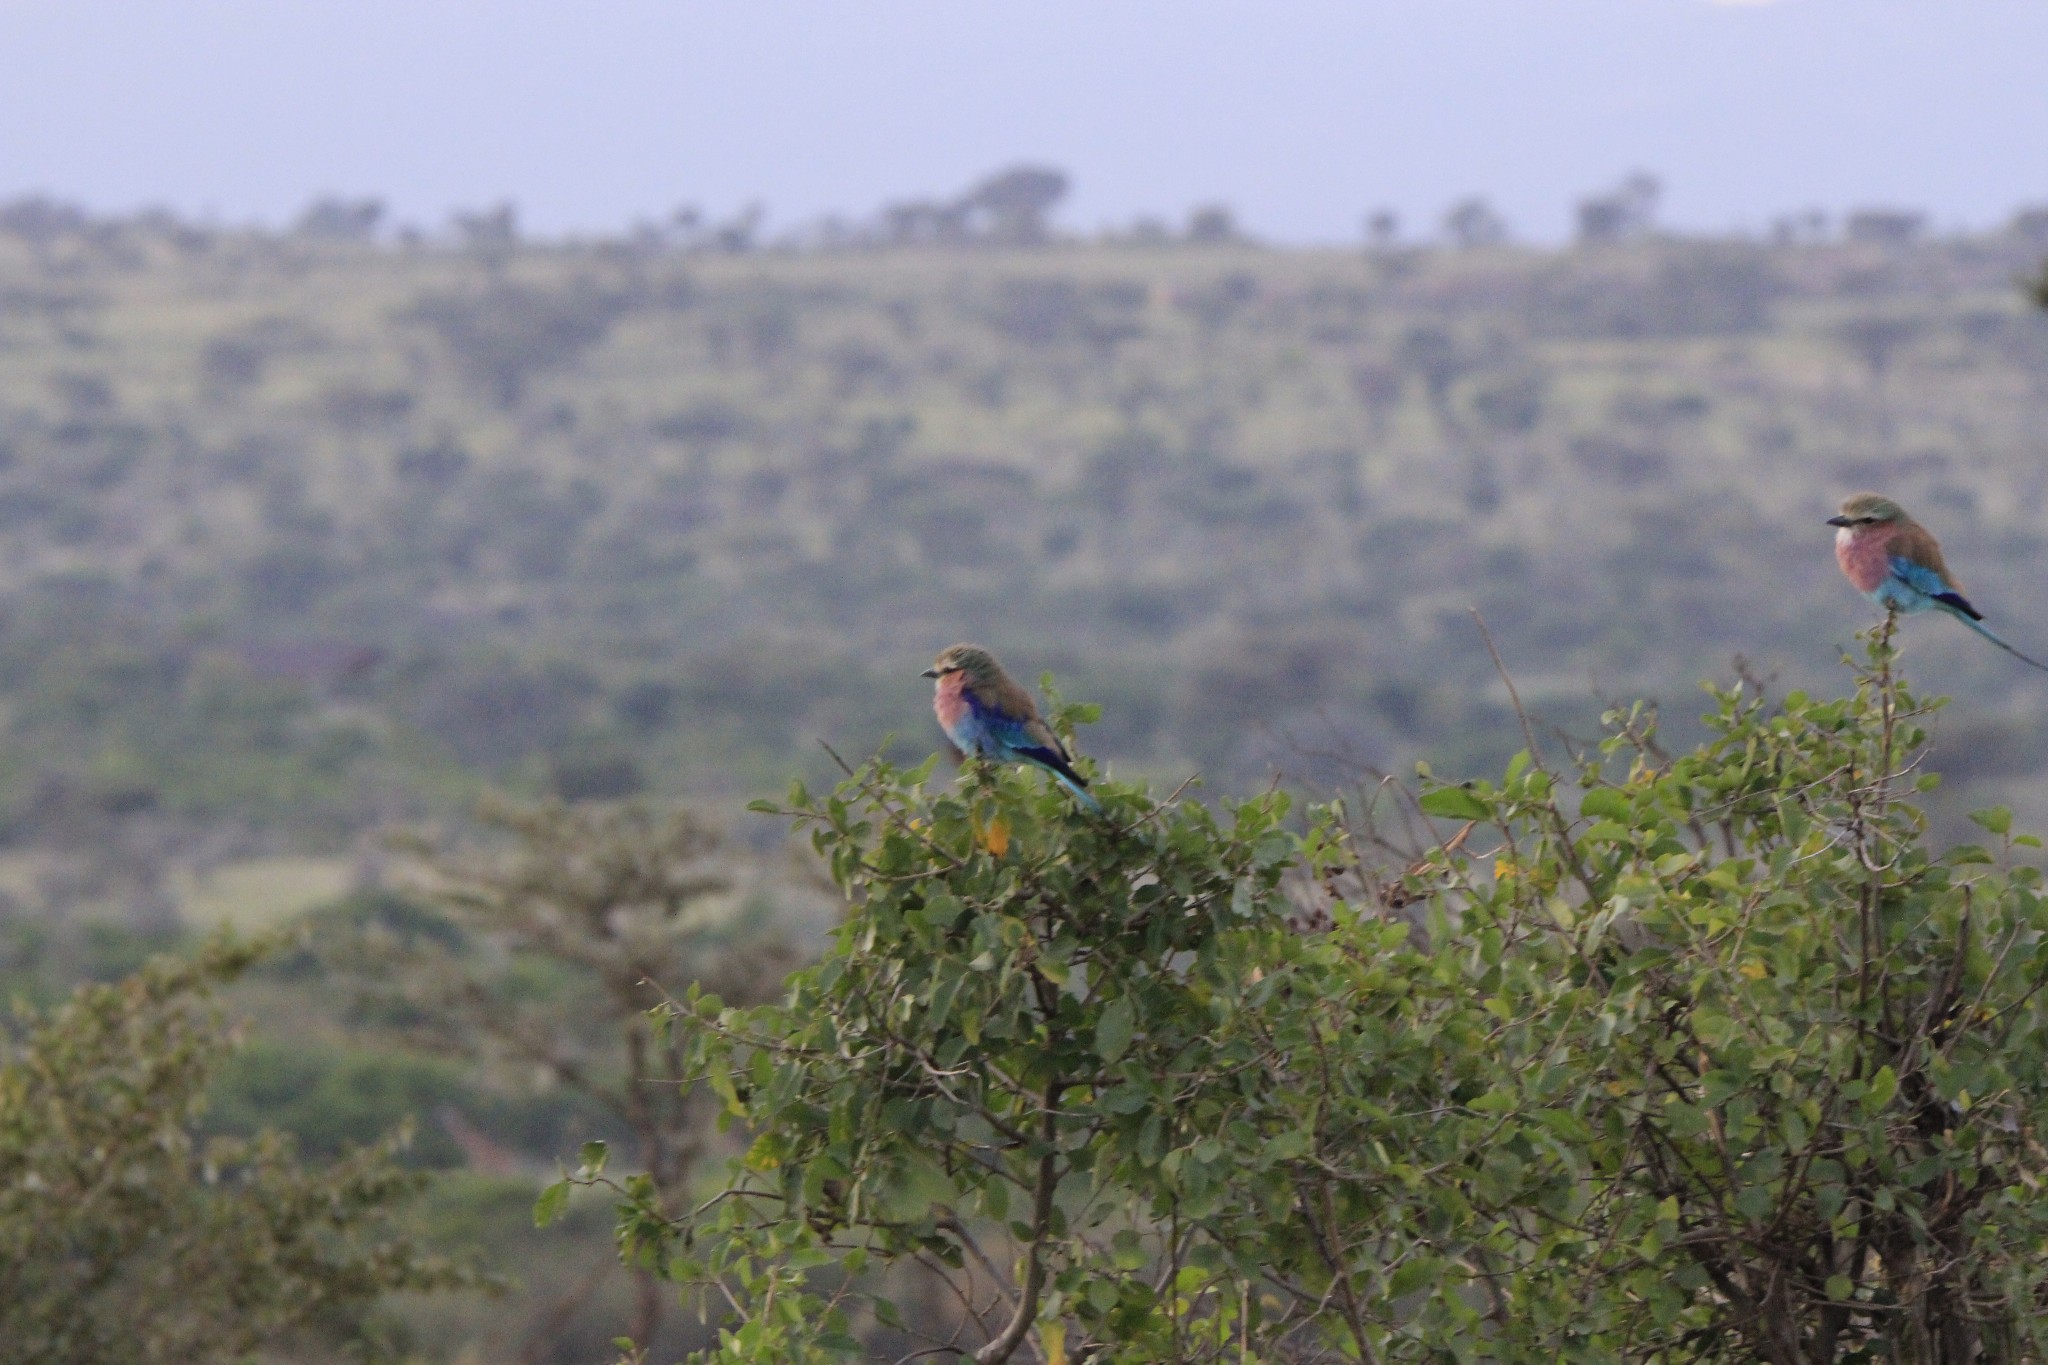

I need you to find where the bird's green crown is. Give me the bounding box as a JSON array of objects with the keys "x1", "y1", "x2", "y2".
[
  {"x1": 1836, "y1": 492, "x2": 1907, "y2": 525},
  {"x1": 926, "y1": 643, "x2": 998, "y2": 682}
]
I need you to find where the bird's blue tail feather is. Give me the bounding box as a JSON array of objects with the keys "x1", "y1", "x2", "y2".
[
  {"x1": 1941, "y1": 602, "x2": 2048, "y2": 673},
  {"x1": 1036, "y1": 761, "x2": 1103, "y2": 814}
]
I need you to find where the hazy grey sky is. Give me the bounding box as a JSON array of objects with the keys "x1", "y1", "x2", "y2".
[{"x1": 0, "y1": 0, "x2": 2043, "y2": 242}]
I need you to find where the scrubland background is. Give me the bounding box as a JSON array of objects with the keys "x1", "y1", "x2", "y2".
[{"x1": 4, "y1": 187, "x2": 2047, "y2": 1358}]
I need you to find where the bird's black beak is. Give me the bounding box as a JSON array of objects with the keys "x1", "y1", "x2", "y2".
[
  {"x1": 920, "y1": 667, "x2": 941, "y2": 678},
  {"x1": 1826, "y1": 515, "x2": 1853, "y2": 527}
]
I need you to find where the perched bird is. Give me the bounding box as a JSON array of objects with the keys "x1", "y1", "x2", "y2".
[
  {"x1": 1828, "y1": 492, "x2": 2048, "y2": 672},
  {"x1": 922, "y1": 643, "x2": 1102, "y2": 812}
]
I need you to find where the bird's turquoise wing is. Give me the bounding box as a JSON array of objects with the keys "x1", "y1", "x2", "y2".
[
  {"x1": 1888, "y1": 554, "x2": 1982, "y2": 619},
  {"x1": 1886, "y1": 555, "x2": 1946, "y2": 596}
]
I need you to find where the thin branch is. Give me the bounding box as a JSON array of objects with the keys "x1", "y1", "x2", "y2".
[
  {"x1": 937, "y1": 1216, "x2": 1019, "y2": 1318},
  {"x1": 1471, "y1": 606, "x2": 1543, "y2": 765},
  {"x1": 974, "y1": 1081, "x2": 1063, "y2": 1365}
]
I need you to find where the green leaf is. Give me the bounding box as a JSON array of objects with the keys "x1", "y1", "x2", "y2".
[
  {"x1": 1095, "y1": 996, "x2": 1136, "y2": 1063},
  {"x1": 1387, "y1": 1255, "x2": 1441, "y2": 1298},
  {"x1": 534, "y1": 1179, "x2": 571, "y2": 1228},
  {"x1": 1970, "y1": 806, "x2": 2013, "y2": 836},
  {"x1": 1533, "y1": 1108, "x2": 1593, "y2": 1142},
  {"x1": 1419, "y1": 786, "x2": 1489, "y2": 821},
  {"x1": 1579, "y1": 788, "x2": 1632, "y2": 821},
  {"x1": 578, "y1": 1140, "x2": 608, "y2": 1176},
  {"x1": 1826, "y1": 1275, "x2": 1854, "y2": 1302},
  {"x1": 1866, "y1": 1065, "x2": 1898, "y2": 1112},
  {"x1": 1100, "y1": 1083, "x2": 1152, "y2": 1114}
]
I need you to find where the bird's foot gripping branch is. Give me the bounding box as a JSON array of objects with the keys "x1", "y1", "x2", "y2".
[{"x1": 553, "y1": 640, "x2": 2048, "y2": 1364}]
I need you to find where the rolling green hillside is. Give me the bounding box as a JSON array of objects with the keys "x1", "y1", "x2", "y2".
[{"x1": 0, "y1": 212, "x2": 2045, "y2": 859}]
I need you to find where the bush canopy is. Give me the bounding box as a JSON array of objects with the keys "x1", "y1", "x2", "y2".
[{"x1": 563, "y1": 634, "x2": 2048, "y2": 1365}]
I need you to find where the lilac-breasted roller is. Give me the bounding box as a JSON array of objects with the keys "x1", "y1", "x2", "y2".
[
  {"x1": 1829, "y1": 492, "x2": 2048, "y2": 672},
  {"x1": 922, "y1": 643, "x2": 1102, "y2": 812}
]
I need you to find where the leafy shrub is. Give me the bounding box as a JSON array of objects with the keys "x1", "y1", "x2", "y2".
[
  {"x1": 578, "y1": 637, "x2": 2048, "y2": 1362},
  {"x1": 0, "y1": 938, "x2": 471, "y2": 1364}
]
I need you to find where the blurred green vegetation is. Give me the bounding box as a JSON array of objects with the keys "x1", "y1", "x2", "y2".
[
  {"x1": 0, "y1": 869, "x2": 770, "y2": 1362},
  {"x1": 0, "y1": 935, "x2": 475, "y2": 1365}
]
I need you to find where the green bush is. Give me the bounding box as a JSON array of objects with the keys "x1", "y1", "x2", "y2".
[
  {"x1": 0, "y1": 937, "x2": 472, "y2": 1364},
  {"x1": 579, "y1": 635, "x2": 2048, "y2": 1363}
]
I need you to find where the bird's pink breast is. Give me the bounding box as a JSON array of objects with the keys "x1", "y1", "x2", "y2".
[
  {"x1": 933, "y1": 674, "x2": 970, "y2": 730},
  {"x1": 1836, "y1": 523, "x2": 1895, "y2": 594}
]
